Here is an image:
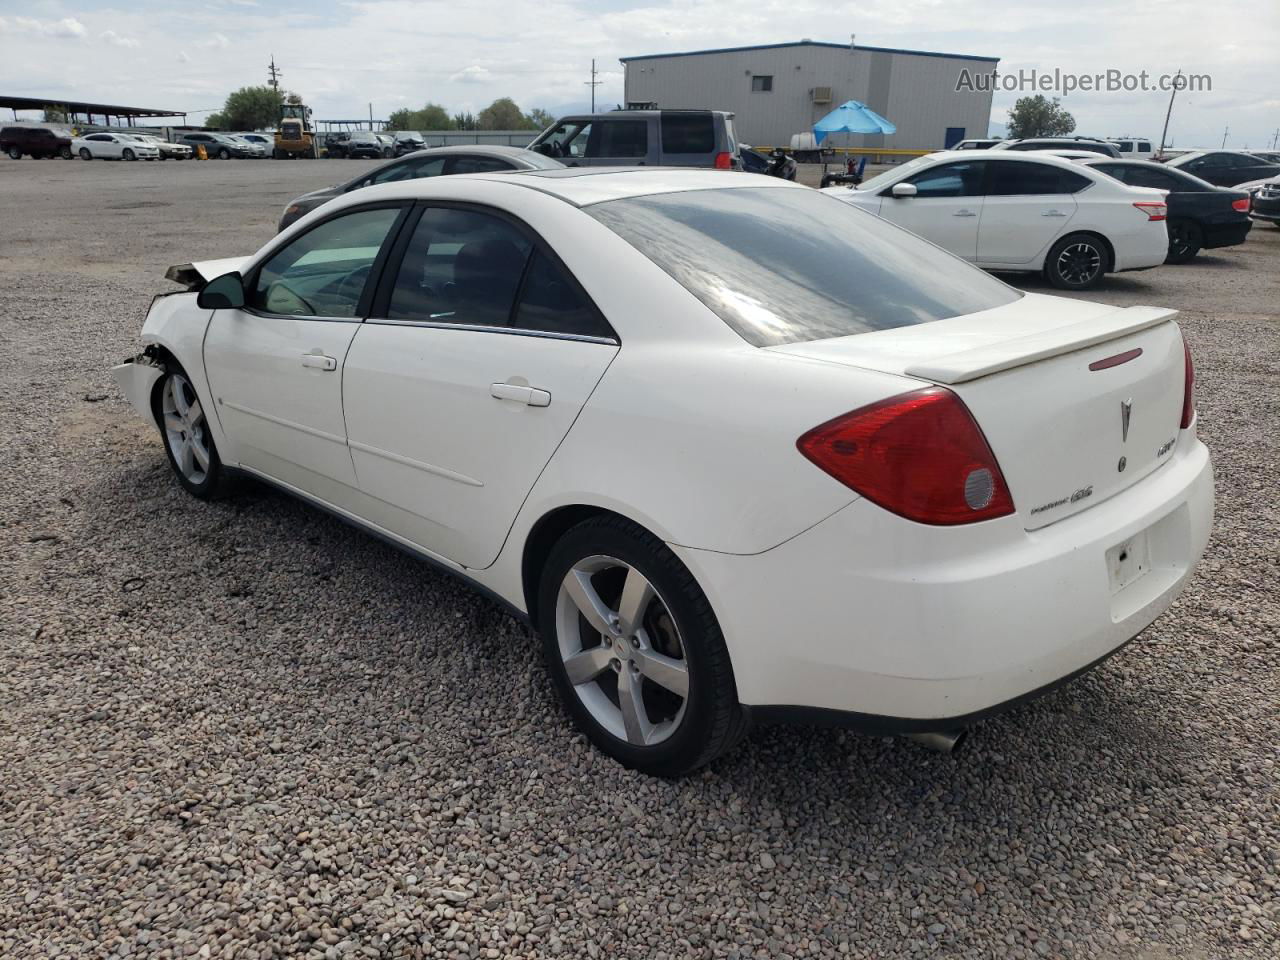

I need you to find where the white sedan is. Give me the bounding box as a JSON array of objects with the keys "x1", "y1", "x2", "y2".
[
  {"x1": 112, "y1": 170, "x2": 1213, "y2": 776},
  {"x1": 72, "y1": 132, "x2": 160, "y2": 161},
  {"x1": 824, "y1": 151, "x2": 1170, "y2": 289}
]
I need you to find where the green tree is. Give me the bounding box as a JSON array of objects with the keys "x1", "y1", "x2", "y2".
[
  {"x1": 477, "y1": 97, "x2": 524, "y2": 130},
  {"x1": 1006, "y1": 95, "x2": 1076, "y2": 139},
  {"x1": 204, "y1": 112, "x2": 227, "y2": 130},
  {"x1": 388, "y1": 102, "x2": 452, "y2": 131},
  {"x1": 453, "y1": 111, "x2": 478, "y2": 131},
  {"x1": 216, "y1": 85, "x2": 284, "y2": 131},
  {"x1": 524, "y1": 107, "x2": 555, "y2": 131}
]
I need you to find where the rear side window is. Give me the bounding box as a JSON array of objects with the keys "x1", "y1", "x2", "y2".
[
  {"x1": 447, "y1": 155, "x2": 515, "y2": 174},
  {"x1": 661, "y1": 114, "x2": 715, "y2": 154},
  {"x1": 987, "y1": 161, "x2": 1078, "y2": 195},
  {"x1": 591, "y1": 120, "x2": 647, "y2": 158},
  {"x1": 587, "y1": 187, "x2": 1020, "y2": 347},
  {"x1": 512, "y1": 250, "x2": 613, "y2": 339}
]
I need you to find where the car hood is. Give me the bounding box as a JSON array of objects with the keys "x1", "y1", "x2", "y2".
[{"x1": 294, "y1": 185, "x2": 342, "y2": 204}]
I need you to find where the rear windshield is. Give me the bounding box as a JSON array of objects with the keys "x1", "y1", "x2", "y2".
[{"x1": 587, "y1": 186, "x2": 1020, "y2": 346}]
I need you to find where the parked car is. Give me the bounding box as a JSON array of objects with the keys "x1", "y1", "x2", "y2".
[
  {"x1": 993, "y1": 137, "x2": 1121, "y2": 158},
  {"x1": 277, "y1": 145, "x2": 564, "y2": 231},
  {"x1": 111, "y1": 169, "x2": 1212, "y2": 776},
  {"x1": 375, "y1": 133, "x2": 396, "y2": 158},
  {"x1": 343, "y1": 132, "x2": 387, "y2": 159},
  {"x1": 73, "y1": 132, "x2": 160, "y2": 161},
  {"x1": 134, "y1": 134, "x2": 192, "y2": 160},
  {"x1": 529, "y1": 109, "x2": 739, "y2": 169},
  {"x1": 393, "y1": 131, "x2": 427, "y2": 156},
  {"x1": 1083, "y1": 158, "x2": 1252, "y2": 262},
  {"x1": 1107, "y1": 138, "x2": 1155, "y2": 156},
  {"x1": 951, "y1": 138, "x2": 1001, "y2": 150},
  {"x1": 1245, "y1": 151, "x2": 1280, "y2": 164},
  {"x1": 1165, "y1": 150, "x2": 1280, "y2": 187},
  {"x1": 1, "y1": 124, "x2": 73, "y2": 159},
  {"x1": 323, "y1": 132, "x2": 352, "y2": 158},
  {"x1": 1244, "y1": 177, "x2": 1280, "y2": 226},
  {"x1": 825, "y1": 150, "x2": 1169, "y2": 289},
  {"x1": 225, "y1": 135, "x2": 267, "y2": 158},
  {"x1": 177, "y1": 132, "x2": 255, "y2": 159},
  {"x1": 238, "y1": 133, "x2": 274, "y2": 154}
]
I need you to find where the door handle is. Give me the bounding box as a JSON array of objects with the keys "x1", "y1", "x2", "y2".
[
  {"x1": 1042, "y1": 210, "x2": 1068, "y2": 217},
  {"x1": 301, "y1": 353, "x2": 337, "y2": 371},
  {"x1": 952, "y1": 209, "x2": 977, "y2": 217},
  {"x1": 491, "y1": 382, "x2": 551, "y2": 407}
]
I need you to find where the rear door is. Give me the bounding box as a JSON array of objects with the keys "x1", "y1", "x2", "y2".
[
  {"x1": 978, "y1": 159, "x2": 1083, "y2": 264},
  {"x1": 342, "y1": 203, "x2": 619, "y2": 568},
  {"x1": 878, "y1": 159, "x2": 986, "y2": 260}
]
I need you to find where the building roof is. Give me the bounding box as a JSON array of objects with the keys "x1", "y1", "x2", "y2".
[
  {"x1": 620, "y1": 39, "x2": 999, "y2": 65},
  {"x1": 0, "y1": 95, "x2": 184, "y2": 118}
]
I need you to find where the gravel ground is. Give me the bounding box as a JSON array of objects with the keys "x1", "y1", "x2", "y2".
[{"x1": 1, "y1": 158, "x2": 1277, "y2": 959}]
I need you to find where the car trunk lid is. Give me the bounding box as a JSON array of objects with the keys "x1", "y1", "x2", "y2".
[{"x1": 771, "y1": 293, "x2": 1187, "y2": 529}]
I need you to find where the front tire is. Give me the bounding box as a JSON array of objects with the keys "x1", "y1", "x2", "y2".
[
  {"x1": 218, "y1": 148, "x2": 231, "y2": 160},
  {"x1": 7, "y1": 146, "x2": 22, "y2": 160},
  {"x1": 538, "y1": 516, "x2": 746, "y2": 777},
  {"x1": 1165, "y1": 219, "x2": 1203, "y2": 264},
  {"x1": 79, "y1": 148, "x2": 92, "y2": 161},
  {"x1": 122, "y1": 149, "x2": 136, "y2": 161},
  {"x1": 152, "y1": 367, "x2": 232, "y2": 500},
  {"x1": 1045, "y1": 233, "x2": 1108, "y2": 290}
]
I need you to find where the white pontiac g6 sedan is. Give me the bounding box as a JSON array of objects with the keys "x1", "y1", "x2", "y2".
[
  {"x1": 113, "y1": 169, "x2": 1213, "y2": 776},
  {"x1": 825, "y1": 151, "x2": 1170, "y2": 290}
]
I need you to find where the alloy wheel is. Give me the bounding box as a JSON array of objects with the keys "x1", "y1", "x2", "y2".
[
  {"x1": 161, "y1": 374, "x2": 212, "y2": 485},
  {"x1": 554, "y1": 555, "x2": 690, "y2": 746},
  {"x1": 1056, "y1": 242, "x2": 1102, "y2": 286}
]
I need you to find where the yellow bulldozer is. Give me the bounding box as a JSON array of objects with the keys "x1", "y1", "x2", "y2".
[{"x1": 273, "y1": 102, "x2": 318, "y2": 159}]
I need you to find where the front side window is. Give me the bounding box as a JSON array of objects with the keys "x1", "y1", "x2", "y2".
[
  {"x1": 591, "y1": 120, "x2": 648, "y2": 158},
  {"x1": 587, "y1": 187, "x2": 1021, "y2": 347},
  {"x1": 250, "y1": 207, "x2": 401, "y2": 318},
  {"x1": 533, "y1": 121, "x2": 592, "y2": 159},
  {"x1": 361, "y1": 155, "x2": 446, "y2": 187},
  {"x1": 986, "y1": 160, "x2": 1071, "y2": 195},
  {"x1": 751, "y1": 75, "x2": 773, "y2": 92},
  {"x1": 661, "y1": 114, "x2": 715, "y2": 154},
  {"x1": 387, "y1": 207, "x2": 532, "y2": 327},
  {"x1": 904, "y1": 160, "x2": 985, "y2": 198}
]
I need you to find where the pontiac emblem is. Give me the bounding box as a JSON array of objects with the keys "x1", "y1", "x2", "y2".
[{"x1": 1120, "y1": 398, "x2": 1133, "y2": 443}]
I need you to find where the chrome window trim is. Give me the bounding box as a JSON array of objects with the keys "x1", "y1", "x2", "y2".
[
  {"x1": 241, "y1": 308, "x2": 363, "y2": 324},
  {"x1": 363, "y1": 316, "x2": 618, "y2": 346}
]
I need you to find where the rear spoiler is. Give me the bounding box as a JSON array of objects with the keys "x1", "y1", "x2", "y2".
[
  {"x1": 165, "y1": 256, "x2": 249, "y2": 292},
  {"x1": 904, "y1": 306, "x2": 1179, "y2": 385}
]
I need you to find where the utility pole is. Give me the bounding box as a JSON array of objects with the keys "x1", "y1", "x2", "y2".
[
  {"x1": 369, "y1": 102, "x2": 373, "y2": 130},
  {"x1": 1221, "y1": 125, "x2": 1229, "y2": 148},
  {"x1": 585, "y1": 59, "x2": 602, "y2": 112},
  {"x1": 1272, "y1": 128, "x2": 1279, "y2": 150},
  {"x1": 1157, "y1": 70, "x2": 1183, "y2": 159},
  {"x1": 267, "y1": 55, "x2": 282, "y2": 92}
]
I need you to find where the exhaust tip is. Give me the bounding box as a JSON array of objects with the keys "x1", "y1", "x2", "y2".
[{"x1": 903, "y1": 729, "x2": 968, "y2": 754}]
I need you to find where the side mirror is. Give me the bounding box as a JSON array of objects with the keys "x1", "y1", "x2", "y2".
[
  {"x1": 891, "y1": 182, "x2": 918, "y2": 198},
  {"x1": 197, "y1": 271, "x2": 246, "y2": 310}
]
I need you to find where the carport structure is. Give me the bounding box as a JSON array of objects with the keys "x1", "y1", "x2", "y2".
[{"x1": 0, "y1": 96, "x2": 186, "y2": 127}]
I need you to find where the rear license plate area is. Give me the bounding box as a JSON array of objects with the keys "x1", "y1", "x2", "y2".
[{"x1": 1106, "y1": 532, "x2": 1151, "y2": 595}]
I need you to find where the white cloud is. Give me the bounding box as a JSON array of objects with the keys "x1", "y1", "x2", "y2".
[
  {"x1": 201, "y1": 32, "x2": 231, "y2": 49},
  {"x1": 177, "y1": 50, "x2": 192, "y2": 63},
  {"x1": 450, "y1": 65, "x2": 491, "y2": 85},
  {"x1": 101, "y1": 30, "x2": 141, "y2": 48},
  {"x1": 1, "y1": 16, "x2": 87, "y2": 38}
]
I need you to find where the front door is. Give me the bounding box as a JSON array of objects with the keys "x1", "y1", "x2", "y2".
[
  {"x1": 977, "y1": 159, "x2": 1079, "y2": 264},
  {"x1": 878, "y1": 159, "x2": 986, "y2": 260},
  {"x1": 342, "y1": 204, "x2": 619, "y2": 568},
  {"x1": 203, "y1": 204, "x2": 406, "y2": 494}
]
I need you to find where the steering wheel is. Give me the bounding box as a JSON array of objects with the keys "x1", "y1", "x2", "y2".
[{"x1": 336, "y1": 263, "x2": 372, "y2": 305}]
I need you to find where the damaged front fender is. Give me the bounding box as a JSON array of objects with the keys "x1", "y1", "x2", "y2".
[{"x1": 111, "y1": 349, "x2": 165, "y2": 427}]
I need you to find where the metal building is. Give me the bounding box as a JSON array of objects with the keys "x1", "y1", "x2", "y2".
[{"x1": 620, "y1": 40, "x2": 999, "y2": 151}]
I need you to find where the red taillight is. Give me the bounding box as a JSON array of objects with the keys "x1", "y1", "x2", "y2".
[
  {"x1": 1231, "y1": 197, "x2": 1250, "y2": 212},
  {"x1": 1133, "y1": 201, "x2": 1167, "y2": 221},
  {"x1": 796, "y1": 387, "x2": 1015, "y2": 525},
  {"x1": 1180, "y1": 338, "x2": 1195, "y2": 429},
  {"x1": 713, "y1": 151, "x2": 733, "y2": 169}
]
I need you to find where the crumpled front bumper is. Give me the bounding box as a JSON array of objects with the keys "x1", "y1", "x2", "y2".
[{"x1": 110, "y1": 353, "x2": 164, "y2": 426}]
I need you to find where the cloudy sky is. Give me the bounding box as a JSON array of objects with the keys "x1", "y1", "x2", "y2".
[{"x1": 1, "y1": 0, "x2": 1276, "y2": 147}]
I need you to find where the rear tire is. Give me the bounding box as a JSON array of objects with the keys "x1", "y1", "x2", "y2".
[
  {"x1": 59, "y1": 146, "x2": 71, "y2": 159},
  {"x1": 537, "y1": 515, "x2": 747, "y2": 777},
  {"x1": 151, "y1": 366, "x2": 234, "y2": 500},
  {"x1": 1045, "y1": 233, "x2": 1108, "y2": 290},
  {"x1": 1165, "y1": 219, "x2": 1203, "y2": 264}
]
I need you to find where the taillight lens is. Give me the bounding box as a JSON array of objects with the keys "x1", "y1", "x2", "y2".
[
  {"x1": 1180, "y1": 338, "x2": 1195, "y2": 429},
  {"x1": 1231, "y1": 196, "x2": 1250, "y2": 212},
  {"x1": 797, "y1": 387, "x2": 1015, "y2": 525},
  {"x1": 1133, "y1": 201, "x2": 1167, "y2": 221},
  {"x1": 713, "y1": 151, "x2": 733, "y2": 169}
]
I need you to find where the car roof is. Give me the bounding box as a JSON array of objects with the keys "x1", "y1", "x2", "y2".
[
  {"x1": 919, "y1": 149, "x2": 1089, "y2": 168},
  {"x1": 442, "y1": 167, "x2": 801, "y2": 207}
]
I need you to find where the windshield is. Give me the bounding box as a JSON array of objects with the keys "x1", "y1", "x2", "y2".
[
  {"x1": 855, "y1": 155, "x2": 933, "y2": 193},
  {"x1": 587, "y1": 186, "x2": 1021, "y2": 347}
]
